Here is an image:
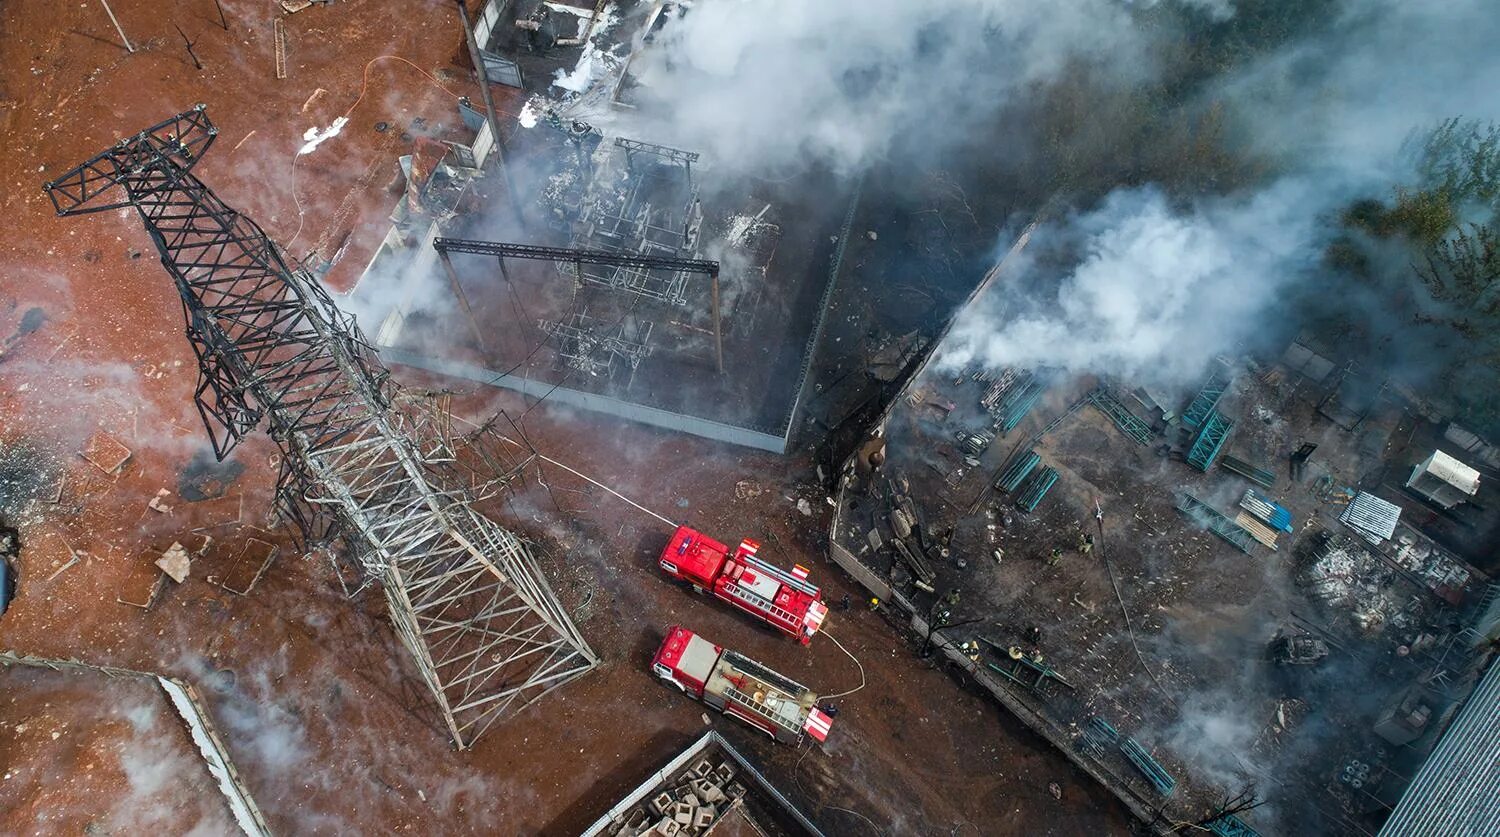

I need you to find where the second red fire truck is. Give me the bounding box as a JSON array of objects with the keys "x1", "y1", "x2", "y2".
[
  {"x1": 653, "y1": 625, "x2": 834, "y2": 744},
  {"x1": 658, "y1": 525, "x2": 830, "y2": 644}
]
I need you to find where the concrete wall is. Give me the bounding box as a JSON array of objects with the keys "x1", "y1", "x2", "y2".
[
  {"x1": 827, "y1": 539, "x2": 892, "y2": 603},
  {"x1": 475, "y1": 0, "x2": 505, "y2": 46},
  {"x1": 0, "y1": 652, "x2": 273, "y2": 836},
  {"x1": 382, "y1": 349, "x2": 791, "y2": 452},
  {"x1": 782, "y1": 176, "x2": 864, "y2": 449}
]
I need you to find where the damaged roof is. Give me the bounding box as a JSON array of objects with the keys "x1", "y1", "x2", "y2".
[{"x1": 1378, "y1": 659, "x2": 1500, "y2": 836}]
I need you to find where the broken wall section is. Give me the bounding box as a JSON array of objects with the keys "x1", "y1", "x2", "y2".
[{"x1": 0, "y1": 652, "x2": 273, "y2": 837}]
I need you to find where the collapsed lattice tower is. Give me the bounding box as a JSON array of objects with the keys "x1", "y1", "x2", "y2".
[{"x1": 44, "y1": 106, "x2": 597, "y2": 748}]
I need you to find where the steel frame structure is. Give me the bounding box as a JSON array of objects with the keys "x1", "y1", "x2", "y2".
[
  {"x1": 573, "y1": 138, "x2": 702, "y2": 305},
  {"x1": 44, "y1": 106, "x2": 598, "y2": 749},
  {"x1": 1087, "y1": 387, "x2": 1154, "y2": 445},
  {"x1": 1175, "y1": 493, "x2": 1255, "y2": 553},
  {"x1": 1181, "y1": 363, "x2": 1231, "y2": 430},
  {"x1": 434, "y1": 236, "x2": 727, "y2": 372},
  {"x1": 538, "y1": 311, "x2": 654, "y2": 382},
  {"x1": 1186, "y1": 408, "x2": 1235, "y2": 472}
]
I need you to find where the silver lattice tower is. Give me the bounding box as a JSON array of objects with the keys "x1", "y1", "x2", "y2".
[{"x1": 45, "y1": 106, "x2": 598, "y2": 748}]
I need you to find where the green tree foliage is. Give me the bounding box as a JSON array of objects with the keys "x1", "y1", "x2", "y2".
[
  {"x1": 1418, "y1": 224, "x2": 1500, "y2": 335},
  {"x1": 1325, "y1": 120, "x2": 1500, "y2": 433},
  {"x1": 1409, "y1": 118, "x2": 1500, "y2": 211},
  {"x1": 1385, "y1": 188, "x2": 1458, "y2": 247},
  {"x1": 1416, "y1": 224, "x2": 1500, "y2": 429}
]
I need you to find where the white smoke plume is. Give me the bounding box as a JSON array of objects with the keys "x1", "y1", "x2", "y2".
[
  {"x1": 940, "y1": 181, "x2": 1321, "y2": 386},
  {"x1": 937, "y1": 0, "x2": 1500, "y2": 385},
  {"x1": 619, "y1": 0, "x2": 1153, "y2": 176}
]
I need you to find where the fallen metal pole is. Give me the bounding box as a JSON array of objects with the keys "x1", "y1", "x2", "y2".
[
  {"x1": 438, "y1": 249, "x2": 489, "y2": 353},
  {"x1": 98, "y1": 0, "x2": 134, "y2": 53},
  {"x1": 710, "y1": 270, "x2": 724, "y2": 374}
]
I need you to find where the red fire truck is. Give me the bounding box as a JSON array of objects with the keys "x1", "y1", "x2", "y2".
[
  {"x1": 658, "y1": 525, "x2": 829, "y2": 644},
  {"x1": 653, "y1": 625, "x2": 834, "y2": 744}
]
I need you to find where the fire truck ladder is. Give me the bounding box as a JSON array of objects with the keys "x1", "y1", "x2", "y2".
[
  {"x1": 742, "y1": 553, "x2": 819, "y2": 598},
  {"x1": 720, "y1": 684, "x2": 796, "y2": 733},
  {"x1": 43, "y1": 107, "x2": 598, "y2": 750},
  {"x1": 720, "y1": 579, "x2": 800, "y2": 628},
  {"x1": 432, "y1": 237, "x2": 728, "y2": 373}
]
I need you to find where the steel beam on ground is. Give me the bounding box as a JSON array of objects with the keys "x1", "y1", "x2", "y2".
[
  {"x1": 1187, "y1": 408, "x2": 1235, "y2": 472},
  {"x1": 1181, "y1": 363, "x2": 1232, "y2": 431},
  {"x1": 1087, "y1": 387, "x2": 1154, "y2": 445},
  {"x1": 1175, "y1": 493, "x2": 1255, "y2": 553}
]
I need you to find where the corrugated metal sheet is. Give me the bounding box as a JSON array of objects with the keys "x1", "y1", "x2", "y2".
[
  {"x1": 1341, "y1": 492, "x2": 1401, "y2": 543},
  {"x1": 1240, "y1": 489, "x2": 1293, "y2": 532},
  {"x1": 1378, "y1": 660, "x2": 1500, "y2": 836}
]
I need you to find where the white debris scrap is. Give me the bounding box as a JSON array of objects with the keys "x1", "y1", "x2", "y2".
[
  {"x1": 298, "y1": 116, "x2": 348, "y2": 155},
  {"x1": 518, "y1": 98, "x2": 542, "y2": 129},
  {"x1": 550, "y1": 2, "x2": 622, "y2": 93},
  {"x1": 553, "y1": 42, "x2": 621, "y2": 93}
]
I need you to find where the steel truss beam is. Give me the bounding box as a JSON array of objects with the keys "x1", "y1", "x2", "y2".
[
  {"x1": 1087, "y1": 387, "x2": 1154, "y2": 445},
  {"x1": 1186, "y1": 408, "x2": 1235, "y2": 472},
  {"x1": 435, "y1": 237, "x2": 728, "y2": 373},
  {"x1": 614, "y1": 136, "x2": 700, "y2": 167},
  {"x1": 434, "y1": 237, "x2": 719, "y2": 276},
  {"x1": 1175, "y1": 493, "x2": 1255, "y2": 553},
  {"x1": 1181, "y1": 363, "x2": 1232, "y2": 431},
  {"x1": 45, "y1": 106, "x2": 597, "y2": 749}
]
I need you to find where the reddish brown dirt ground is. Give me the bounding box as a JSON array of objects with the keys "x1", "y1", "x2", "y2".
[
  {"x1": 0, "y1": 664, "x2": 236, "y2": 834},
  {"x1": 0, "y1": 2, "x2": 1130, "y2": 833}
]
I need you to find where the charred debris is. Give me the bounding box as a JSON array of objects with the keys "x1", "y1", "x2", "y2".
[{"x1": 830, "y1": 341, "x2": 1500, "y2": 834}]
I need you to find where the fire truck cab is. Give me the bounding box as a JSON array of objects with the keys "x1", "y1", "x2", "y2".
[
  {"x1": 658, "y1": 525, "x2": 829, "y2": 644},
  {"x1": 653, "y1": 625, "x2": 833, "y2": 744}
]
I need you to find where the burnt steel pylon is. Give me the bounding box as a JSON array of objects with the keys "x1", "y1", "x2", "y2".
[{"x1": 44, "y1": 106, "x2": 598, "y2": 749}]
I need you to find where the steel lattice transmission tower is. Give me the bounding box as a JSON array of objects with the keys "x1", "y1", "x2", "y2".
[{"x1": 44, "y1": 106, "x2": 598, "y2": 748}]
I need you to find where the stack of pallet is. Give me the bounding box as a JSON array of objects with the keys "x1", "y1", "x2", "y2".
[{"x1": 1235, "y1": 489, "x2": 1294, "y2": 550}]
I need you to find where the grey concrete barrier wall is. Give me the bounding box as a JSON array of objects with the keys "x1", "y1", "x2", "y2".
[
  {"x1": 827, "y1": 540, "x2": 892, "y2": 602},
  {"x1": 783, "y1": 176, "x2": 865, "y2": 447},
  {"x1": 382, "y1": 349, "x2": 791, "y2": 452}
]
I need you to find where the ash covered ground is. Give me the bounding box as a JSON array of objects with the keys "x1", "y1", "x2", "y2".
[{"x1": 832, "y1": 355, "x2": 1497, "y2": 833}]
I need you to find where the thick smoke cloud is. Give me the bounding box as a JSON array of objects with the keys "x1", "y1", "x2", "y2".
[
  {"x1": 937, "y1": 0, "x2": 1500, "y2": 384},
  {"x1": 940, "y1": 181, "x2": 1320, "y2": 386},
  {"x1": 619, "y1": 0, "x2": 1152, "y2": 177}
]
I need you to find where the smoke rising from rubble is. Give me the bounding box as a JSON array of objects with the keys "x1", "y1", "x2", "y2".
[
  {"x1": 940, "y1": 181, "x2": 1322, "y2": 387},
  {"x1": 621, "y1": 0, "x2": 1152, "y2": 177},
  {"x1": 938, "y1": 0, "x2": 1500, "y2": 387}
]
